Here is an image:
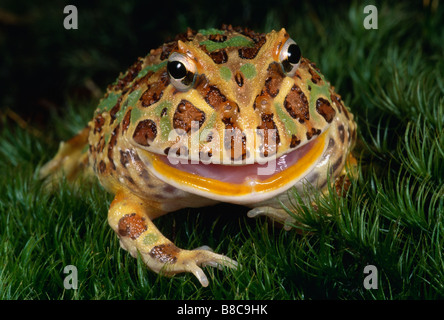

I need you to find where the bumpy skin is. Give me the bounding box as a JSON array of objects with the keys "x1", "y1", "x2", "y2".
[{"x1": 40, "y1": 26, "x2": 357, "y2": 287}]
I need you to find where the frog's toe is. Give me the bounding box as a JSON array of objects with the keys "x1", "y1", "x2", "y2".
[{"x1": 178, "y1": 249, "x2": 238, "y2": 287}]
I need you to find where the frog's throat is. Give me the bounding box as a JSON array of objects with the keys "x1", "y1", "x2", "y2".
[{"x1": 139, "y1": 129, "x2": 327, "y2": 204}]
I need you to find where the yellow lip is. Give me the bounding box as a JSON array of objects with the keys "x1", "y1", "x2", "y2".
[{"x1": 144, "y1": 130, "x2": 327, "y2": 198}]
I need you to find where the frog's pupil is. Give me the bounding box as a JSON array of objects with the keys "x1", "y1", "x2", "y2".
[
  {"x1": 287, "y1": 44, "x2": 301, "y2": 64},
  {"x1": 168, "y1": 61, "x2": 187, "y2": 79}
]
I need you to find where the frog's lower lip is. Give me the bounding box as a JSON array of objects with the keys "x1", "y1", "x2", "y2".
[
  {"x1": 141, "y1": 130, "x2": 327, "y2": 203},
  {"x1": 157, "y1": 138, "x2": 317, "y2": 184}
]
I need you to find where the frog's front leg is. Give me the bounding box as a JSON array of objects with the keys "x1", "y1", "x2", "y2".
[
  {"x1": 107, "y1": 191, "x2": 237, "y2": 287},
  {"x1": 248, "y1": 153, "x2": 358, "y2": 229},
  {"x1": 247, "y1": 206, "x2": 295, "y2": 230}
]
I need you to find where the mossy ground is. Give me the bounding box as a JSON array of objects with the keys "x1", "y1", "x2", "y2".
[{"x1": 0, "y1": 1, "x2": 443, "y2": 299}]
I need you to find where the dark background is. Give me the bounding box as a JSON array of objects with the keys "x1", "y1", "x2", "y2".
[
  {"x1": 1, "y1": 0, "x2": 317, "y2": 125},
  {"x1": 1, "y1": 0, "x2": 424, "y2": 127}
]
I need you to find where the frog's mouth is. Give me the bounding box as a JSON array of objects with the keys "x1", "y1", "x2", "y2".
[{"x1": 140, "y1": 130, "x2": 327, "y2": 204}]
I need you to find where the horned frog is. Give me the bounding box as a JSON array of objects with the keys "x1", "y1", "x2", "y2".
[{"x1": 40, "y1": 25, "x2": 357, "y2": 287}]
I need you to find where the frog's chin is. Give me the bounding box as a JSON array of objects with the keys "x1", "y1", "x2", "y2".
[{"x1": 139, "y1": 130, "x2": 328, "y2": 205}]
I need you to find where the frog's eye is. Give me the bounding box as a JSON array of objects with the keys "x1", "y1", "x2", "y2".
[
  {"x1": 279, "y1": 38, "x2": 301, "y2": 77},
  {"x1": 167, "y1": 52, "x2": 197, "y2": 91}
]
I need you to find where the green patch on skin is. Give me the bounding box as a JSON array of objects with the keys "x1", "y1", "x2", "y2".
[
  {"x1": 143, "y1": 233, "x2": 159, "y2": 246},
  {"x1": 97, "y1": 92, "x2": 121, "y2": 113},
  {"x1": 116, "y1": 89, "x2": 143, "y2": 124},
  {"x1": 198, "y1": 28, "x2": 225, "y2": 35},
  {"x1": 159, "y1": 117, "x2": 172, "y2": 142},
  {"x1": 137, "y1": 60, "x2": 167, "y2": 79},
  {"x1": 200, "y1": 36, "x2": 254, "y2": 52},
  {"x1": 156, "y1": 101, "x2": 173, "y2": 142},
  {"x1": 199, "y1": 112, "x2": 217, "y2": 142},
  {"x1": 240, "y1": 63, "x2": 257, "y2": 79},
  {"x1": 130, "y1": 107, "x2": 143, "y2": 125},
  {"x1": 274, "y1": 102, "x2": 298, "y2": 136},
  {"x1": 219, "y1": 66, "x2": 232, "y2": 81},
  {"x1": 126, "y1": 89, "x2": 143, "y2": 107},
  {"x1": 104, "y1": 132, "x2": 110, "y2": 145},
  {"x1": 154, "y1": 100, "x2": 172, "y2": 116},
  {"x1": 307, "y1": 74, "x2": 333, "y2": 123},
  {"x1": 308, "y1": 79, "x2": 331, "y2": 104}
]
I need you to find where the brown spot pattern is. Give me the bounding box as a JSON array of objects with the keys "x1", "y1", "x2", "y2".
[
  {"x1": 149, "y1": 244, "x2": 180, "y2": 264},
  {"x1": 96, "y1": 136, "x2": 106, "y2": 153},
  {"x1": 306, "y1": 127, "x2": 321, "y2": 140},
  {"x1": 331, "y1": 93, "x2": 350, "y2": 120},
  {"x1": 238, "y1": 35, "x2": 266, "y2": 59},
  {"x1": 98, "y1": 160, "x2": 106, "y2": 174},
  {"x1": 209, "y1": 34, "x2": 227, "y2": 42},
  {"x1": 118, "y1": 213, "x2": 147, "y2": 240},
  {"x1": 109, "y1": 58, "x2": 143, "y2": 91},
  {"x1": 209, "y1": 50, "x2": 228, "y2": 64},
  {"x1": 253, "y1": 63, "x2": 284, "y2": 110},
  {"x1": 133, "y1": 119, "x2": 157, "y2": 146},
  {"x1": 335, "y1": 175, "x2": 352, "y2": 197},
  {"x1": 257, "y1": 113, "x2": 280, "y2": 157},
  {"x1": 109, "y1": 98, "x2": 122, "y2": 125},
  {"x1": 253, "y1": 93, "x2": 267, "y2": 110},
  {"x1": 290, "y1": 134, "x2": 301, "y2": 148},
  {"x1": 173, "y1": 100, "x2": 206, "y2": 133},
  {"x1": 160, "y1": 42, "x2": 178, "y2": 60},
  {"x1": 338, "y1": 124, "x2": 345, "y2": 143},
  {"x1": 175, "y1": 27, "x2": 197, "y2": 42},
  {"x1": 308, "y1": 67, "x2": 322, "y2": 84},
  {"x1": 140, "y1": 72, "x2": 169, "y2": 107},
  {"x1": 223, "y1": 125, "x2": 247, "y2": 161},
  {"x1": 265, "y1": 63, "x2": 284, "y2": 97},
  {"x1": 133, "y1": 71, "x2": 154, "y2": 91},
  {"x1": 331, "y1": 155, "x2": 344, "y2": 174},
  {"x1": 234, "y1": 71, "x2": 244, "y2": 87},
  {"x1": 121, "y1": 109, "x2": 132, "y2": 133},
  {"x1": 284, "y1": 84, "x2": 310, "y2": 123},
  {"x1": 316, "y1": 98, "x2": 336, "y2": 123},
  {"x1": 120, "y1": 150, "x2": 131, "y2": 167},
  {"x1": 331, "y1": 93, "x2": 342, "y2": 113},
  {"x1": 107, "y1": 126, "x2": 119, "y2": 170},
  {"x1": 202, "y1": 84, "x2": 227, "y2": 110},
  {"x1": 94, "y1": 114, "x2": 106, "y2": 134}
]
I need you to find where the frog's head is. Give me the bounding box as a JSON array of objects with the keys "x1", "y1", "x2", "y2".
[{"x1": 103, "y1": 26, "x2": 355, "y2": 204}]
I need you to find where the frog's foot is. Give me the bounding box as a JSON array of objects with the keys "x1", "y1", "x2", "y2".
[
  {"x1": 163, "y1": 246, "x2": 238, "y2": 287},
  {"x1": 247, "y1": 206, "x2": 295, "y2": 230},
  {"x1": 108, "y1": 191, "x2": 237, "y2": 287},
  {"x1": 39, "y1": 126, "x2": 91, "y2": 183}
]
